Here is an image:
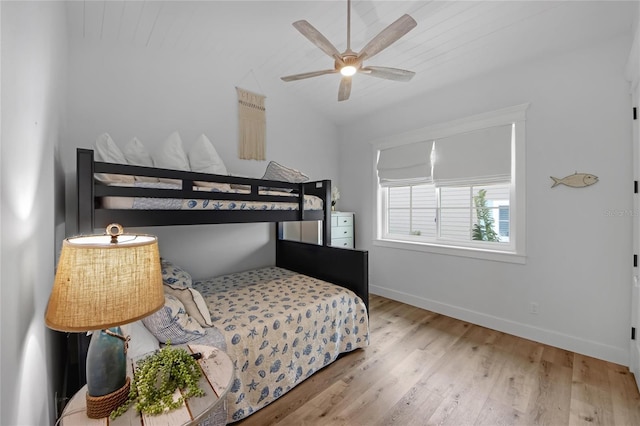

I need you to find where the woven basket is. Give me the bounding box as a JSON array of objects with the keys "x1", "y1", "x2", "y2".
[{"x1": 86, "y1": 377, "x2": 130, "y2": 419}]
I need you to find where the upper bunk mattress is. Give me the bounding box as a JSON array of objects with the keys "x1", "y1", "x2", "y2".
[{"x1": 100, "y1": 181, "x2": 324, "y2": 211}]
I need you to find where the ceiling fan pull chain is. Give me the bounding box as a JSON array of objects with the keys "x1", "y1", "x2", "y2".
[{"x1": 347, "y1": 0, "x2": 351, "y2": 52}]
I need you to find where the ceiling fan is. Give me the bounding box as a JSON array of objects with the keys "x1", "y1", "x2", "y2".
[{"x1": 281, "y1": 0, "x2": 417, "y2": 102}]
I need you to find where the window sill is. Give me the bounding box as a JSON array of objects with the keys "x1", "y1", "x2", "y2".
[{"x1": 373, "y1": 238, "x2": 526, "y2": 264}]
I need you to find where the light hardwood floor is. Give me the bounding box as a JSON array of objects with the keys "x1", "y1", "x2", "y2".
[{"x1": 235, "y1": 294, "x2": 640, "y2": 425}]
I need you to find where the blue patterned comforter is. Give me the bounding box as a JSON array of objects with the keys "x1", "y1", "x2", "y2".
[{"x1": 192, "y1": 267, "x2": 369, "y2": 423}]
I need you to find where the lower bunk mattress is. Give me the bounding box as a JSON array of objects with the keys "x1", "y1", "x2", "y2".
[{"x1": 190, "y1": 267, "x2": 370, "y2": 423}]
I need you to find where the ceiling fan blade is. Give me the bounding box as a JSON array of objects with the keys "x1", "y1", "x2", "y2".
[
  {"x1": 338, "y1": 76, "x2": 352, "y2": 102},
  {"x1": 360, "y1": 66, "x2": 415, "y2": 82},
  {"x1": 281, "y1": 69, "x2": 337, "y2": 82},
  {"x1": 293, "y1": 20, "x2": 342, "y2": 59},
  {"x1": 358, "y1": 14, "x2": 417, "y2": 61}
]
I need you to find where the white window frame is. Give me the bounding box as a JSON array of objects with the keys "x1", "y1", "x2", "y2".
[{"x1": 372, "y1": 104, "x2": 528, "y2": 264}]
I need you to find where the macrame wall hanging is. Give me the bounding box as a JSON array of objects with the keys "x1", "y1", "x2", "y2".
[{"x1": 236, "y1": 86, "x2": 266, "y2": 160}]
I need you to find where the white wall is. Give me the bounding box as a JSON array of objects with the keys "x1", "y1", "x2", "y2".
[
  {"x1": 63, "y1": 38, "x2": 339, "y2": 279},
  {"x1": 0, "y1": 1, "x2": 67, "y2": 425},
  {"x1": 339, "y1": 34, "x2": 633, "y2": 365}
]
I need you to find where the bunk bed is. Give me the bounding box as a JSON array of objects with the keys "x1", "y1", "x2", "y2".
[{"x1": 72, "y1": 148, "x2": 369, "y2": 423}]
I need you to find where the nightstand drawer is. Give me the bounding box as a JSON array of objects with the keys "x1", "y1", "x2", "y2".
[
  {"x1": 334, "y1": 215, "x2": 353, "y2": 227},
  {"x1": 331, "y1": 237, "x2": 354, "y2": 248},
  {"x1": 332, "y1": 226, "x2": 353, "y2": 238}
]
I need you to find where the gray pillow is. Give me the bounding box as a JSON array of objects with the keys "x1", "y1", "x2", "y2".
[
  {"x1": 261, "y1": 161, "x2": 309, "y2": 192},
  {"x1": 262, "y1": 161, "x2": 309, "y2": 183},
  {"x1": 142, "y1": 295, "x2": 205, "y2": 344}
]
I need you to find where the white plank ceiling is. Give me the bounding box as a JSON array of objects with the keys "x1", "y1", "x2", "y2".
[{"x1": 66, "y1": 0, "x2": 635, "y2": 125}]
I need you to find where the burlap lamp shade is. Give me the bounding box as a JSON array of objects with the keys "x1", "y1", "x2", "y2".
[{"x1": 45, "y1": 224, "x2": 164, "y2": 418}]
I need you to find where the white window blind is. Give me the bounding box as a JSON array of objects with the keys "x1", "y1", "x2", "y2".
[
  {"x1": 432, "y1": 124, "x2": 512, "y2": 187},
  {"x1": 377, "y1": 141, "x2": 433, "y2": 187}
]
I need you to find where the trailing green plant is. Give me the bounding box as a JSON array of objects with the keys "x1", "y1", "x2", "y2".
[
  {"x1": 472, "y1": 189, "x2": 500, "y2": 242},
  {"x1": 110, "y1": 345, "x2": 205, "y2": 419}
]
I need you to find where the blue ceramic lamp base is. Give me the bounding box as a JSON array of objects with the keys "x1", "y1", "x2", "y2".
[{"x1": 85, "y1": 327, "x2": 130, "y2": 418}]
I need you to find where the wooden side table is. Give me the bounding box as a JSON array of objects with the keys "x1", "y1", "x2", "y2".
[{"x1": 60, "y1": 345, "x2": 234, "y2": 426}]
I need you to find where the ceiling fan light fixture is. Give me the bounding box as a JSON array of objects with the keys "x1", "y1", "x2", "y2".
[{"x1": 340, "y1": 65, "x2": 357, "y2": 77}]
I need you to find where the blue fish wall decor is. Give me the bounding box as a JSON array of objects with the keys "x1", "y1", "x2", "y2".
[{"x1": 550, "y1": 172, "x2": 598, "y2": 188}]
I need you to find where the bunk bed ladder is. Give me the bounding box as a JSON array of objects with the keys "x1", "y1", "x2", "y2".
[
  {"x1": 77, "y1": 148, "x2": 95, "y2": 234},
  {"x1": 321, "y1": 180, "x2": 331, "y2": 246}
]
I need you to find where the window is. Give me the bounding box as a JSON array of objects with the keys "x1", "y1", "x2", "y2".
[
  {"x1": 374, "y1": 104, "x2": 527, "y2": 263},
  {"x1": 383, "y1": 182, "x2": 510, "y2": 244},
  {"x1": 498, "y1": 205, "x2": 510, "y2": 240}
]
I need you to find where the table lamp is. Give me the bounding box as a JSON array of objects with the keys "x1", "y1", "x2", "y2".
[{"x1": 45, "y1": 223, "x2": 164, "y2": 418}]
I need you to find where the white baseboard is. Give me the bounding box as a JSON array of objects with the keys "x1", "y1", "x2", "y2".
[{"x1": 370, "y1": 283, "x2": 629, "y2": 366}]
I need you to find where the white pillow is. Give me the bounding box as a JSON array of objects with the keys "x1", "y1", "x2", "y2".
[
  {"x1": 188, "y1": 134, "x2": 231, "y2": 191},
  {"x1": 95, "y1": 133, "x2": 127, "y2": 163},
  {"x1": 153, "y1": 132, "x2": 190, "y2": 184},
  {"x1": 189, "y1": 134, "x2": 228, "y2": 175},
  {"x1": 94, "y1": 133, "x2": 134, "y2": 184},
  {"x1": 163, "y1": 285, "x2": 213, "y2": 327},
  {"x1": 123, "y1": 137, "x2": 158, "y2": 183},
  {"x1": 142, "y1": 294, "x2": 205, "y2": 344},
  {"x1": 121, "y1": 320, "x2": 160, "y2": 359}
]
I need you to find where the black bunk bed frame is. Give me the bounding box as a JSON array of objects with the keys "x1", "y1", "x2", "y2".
[
  {"x1": 77, "y1": 148, "x2": 330, "y2": 233},
  {"x1": 76, "y1": 148, "x2": 368, "y2": 304},
  {"x1": 69, "y1": 148, "x2": 369, "y2": 399}
]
